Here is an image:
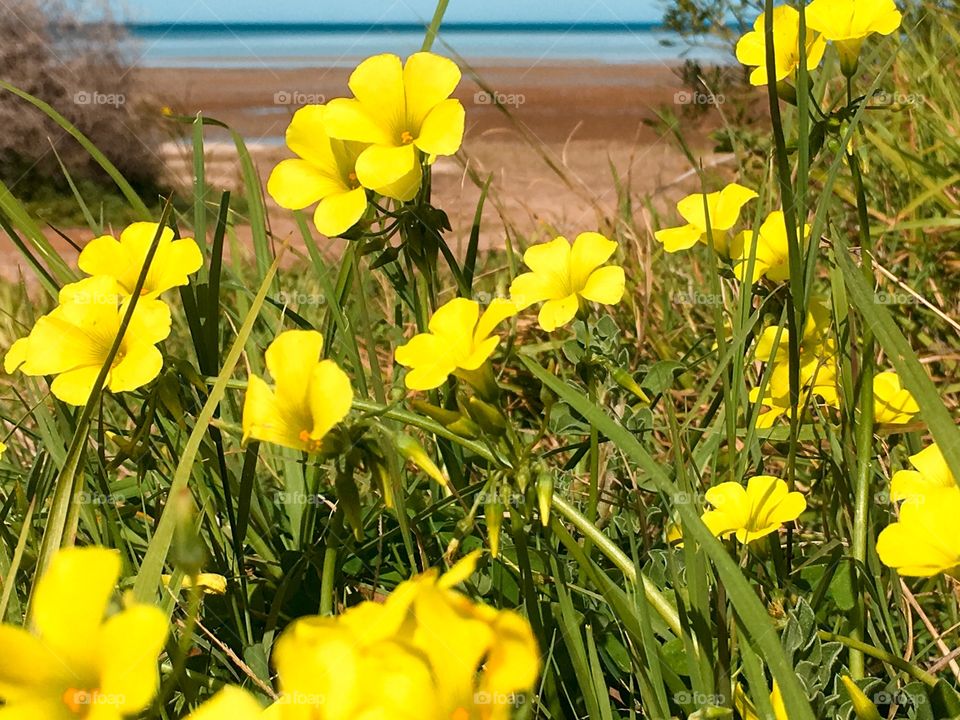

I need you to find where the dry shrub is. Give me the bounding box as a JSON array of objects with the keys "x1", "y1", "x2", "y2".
[{"x1": 0, "y1": 0, "x2": 161, "y2": 197}]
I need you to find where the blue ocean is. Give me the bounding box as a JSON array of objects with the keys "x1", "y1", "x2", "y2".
[{"x1": 125, "y1": 22, "x2": 728, "y2": 68}]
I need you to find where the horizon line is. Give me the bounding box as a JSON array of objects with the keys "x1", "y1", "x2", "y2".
[{"x1": 122, "y1": 21, "x2": 672, "y2": 34}]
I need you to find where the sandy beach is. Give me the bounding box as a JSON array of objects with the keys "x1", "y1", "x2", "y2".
[{"x1": 3, "y1": 62, "x2": 738, "y2": 277}]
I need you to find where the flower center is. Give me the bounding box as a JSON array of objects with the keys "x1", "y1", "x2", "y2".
[
  {"x1": 62, "y1": 687, "x2": 111, "y2": 717},
  {"x1": 400, "y1": 130, "x2": 415, "y2": 144},
  {"x1": 298, "y1": 429, "x2": 324, "y2": 453}
]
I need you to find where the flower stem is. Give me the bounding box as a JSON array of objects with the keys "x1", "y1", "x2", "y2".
[
  {"x1": 319, "y1": 510, "x2": 345, "y2": 616},
  {"x1": 552, "y1": 494, "x2": 687, "y2": 643},
  {"x1": 848, "y1": 149, "x2": 875, "y2": 679},
  {"x1": 817, "y1": 631, "x2": 937, "y2": 687}
]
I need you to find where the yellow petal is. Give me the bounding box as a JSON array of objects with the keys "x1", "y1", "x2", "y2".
[
  {"x1": 579, "y1": 266, "x2": 625, "y2": 305},
  {"x1": 522, "y1": 236, "x2": 570, "y2": 282},
  {"x1": 183, "y1": 687, "x2": 266, "y2": 720},
  {"x1": 909, "y1": 443, "x2": 952, "y2": 487},
  {"x1": 713, "y1": 183, "x2": 759, "y2": 230},
  {"x1": 77, "y1": 234, "x2": 126, "y2": 281},
  {"x1": 654, "y1": 224, "x2": 704, "y2": 253},
  {"x1": 369, "y1": 158, "x2": 423, "y2": 202},
  {"x1": 427, "y1": 298, "x2": 480, "y2": 341},
  {"x1": 49, "y1": 366, "x2": 103, "y2": 406},
  {"x1": 125, "y1": 297, "x2": 173, "y2": 347},
  {"x1": 313, "y1": 187, "x2": 368, "y2": 237},
  {"x1": 537, "y1": 294, "x2": 580, "y2": 331},
  {"x1": 482, "y1": 610, "x2": 541, "y2": 698},
  {"x1": 347, "y1": 53, "x2": 405, "y2": 134},
  {"x1": 414, "y1": 98, "x2": 465, "y2": 156},
  {"x1": 509, "y1": 272, "x2": 556, "y2": 310},
  {"x1": 355, "y1": 144, "x2": 419, "y2": 195},
  {"x1": 98, "y1": 604, "x2": 169, "y2": 713},
  {"x1": 268, "y1": 158, "x2": 345, "y2": 210},
  {"x1": 307, "y1": 360, "x2": 353, "y2": 440},
  {"x1": 107, "y1": 344, "x2": 164, "y2": 394},
  {"x1": 395, "y1": 334, "x2": 456, "y2": 391},
  {"x1": 439, "y1": 549, "x2": 482, "y2": 589},
  {"x1": 284, "y1": 105, "x2": 339, "y2": 170},
  {"x1": 0, "y1": 625, "x2": 68, "y2": 700},
  {"x1": 403, "y1": 52, "x2": 461, "y2": 131},
  {"x1": 323, "y1": 97, "x2": 392, "y2": 145},
  {"x1": 569, "y1": 232, "x2": 617, "y2": 290},
  {"x1": 4, "y1": 337, "x2": 28, "y2": 374},
  {"x1": 32, "y1": 547, "x2": 120, "y2": 666},
  {"x1": 474, "y1": 298, "x2": 517, "y2": 343},
  {"x1": 242, "y1": 375, "x2": 305, "y2": 451},
  {"x1": 265, "y1": 330, "x2": 324, "y2": 411}
]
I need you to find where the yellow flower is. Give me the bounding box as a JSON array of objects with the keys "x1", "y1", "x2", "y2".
[
  {"x1": 735, "y1": 5, "x2": 827, "y2": 86},
  {"x1": 394, "y1": 297, "x2": 516, "y2": 391},
  {"x1": 323, "y1": 52, "x2": 465, "y2": 201},
  {"x1": 872, "y1": 371, "x2": 919, "y2": 425},
  {"x1": 271, "y1": 552, "x2": 540, "y2": 720},
  {"x1": 701, "y1": 475, "x2": 806, "y2": 544},
  {"x1": 185, "y1": 686, "x2": 273, "y2": 720},
  {"x1": 162, "y1": 573, "x2": 228, "y2": 595},
  {"x1": 654, "y1": 183, "x2": 758, "y2": 254},
  {"x1": 732, "y1": 210, "x2": 811, "y2": 284},
  {"x1": 890, "y1": 443, "x2": 955, "y2": 501},
  {"x1": 806, "y1": 0, "x2": 902, "y2": 76},
  {"x1": 0, "y1": 546, "x2": 168, "y2": 719},
  {"x1": 749, "y1": 299, "x2": 840, "y2": 427},
  {"x1": 876, "y1": 486, "x2": 960, "y2": 577},
  {"x1": 78, "y1": 222, "x2": 202, "y2": 299},
  {"x1": 4, "y1": 276, "x2": 171, "y2": 406},
  {"x1": 0, "y1": 441, "x2": 6, "y2": 459},
  {"x1": 242, "y1": 330, "x2": 353, "y2": 453},
  {"x1": 509, "y1": 232, "x2": 625, "y2": 331},
  {"x1": 267, "y1": 105, "x2": 370, "y2": 238}
]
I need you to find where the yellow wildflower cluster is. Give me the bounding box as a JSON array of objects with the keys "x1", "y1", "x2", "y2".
[
  {"x1": 185, "y1": 552, "x2": 540, "y2": 720},
  {"x1": 735, "y1": 0, "x2": 902, "y2": 84},
  {"x1": 4, "y1": 222, "x2": 201, "y2": 406},
  {"x1": 267, "y1": 52, "x2": 465, "y2": 237},
  {"x1": 394, "y1": 231, "x2": 626, "y2": 390}
]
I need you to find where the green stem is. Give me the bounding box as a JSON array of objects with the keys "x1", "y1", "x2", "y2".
[
  {"x1": 421, "y1": 0, "x2": 450, "y2": 52},
  {"x1": 817, "y1": 631, "x2": 937, "y2": 687},
  {"x1": 320, "y1": 511, "x2": 344, "y2": 616},
  {"x1": 353, "y1": 399, "x2": 502, "y2": 464},
  {"x1": 848, "y1": 150, "x2": 876, "y2": 679},
  {"x1": 552, "y1": 494, "x2": 686, "y2": 642}
]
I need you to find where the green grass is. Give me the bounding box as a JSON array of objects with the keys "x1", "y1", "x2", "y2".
[{"x1": 0, "y1": 2, "x2": 959, "y2": 719}]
